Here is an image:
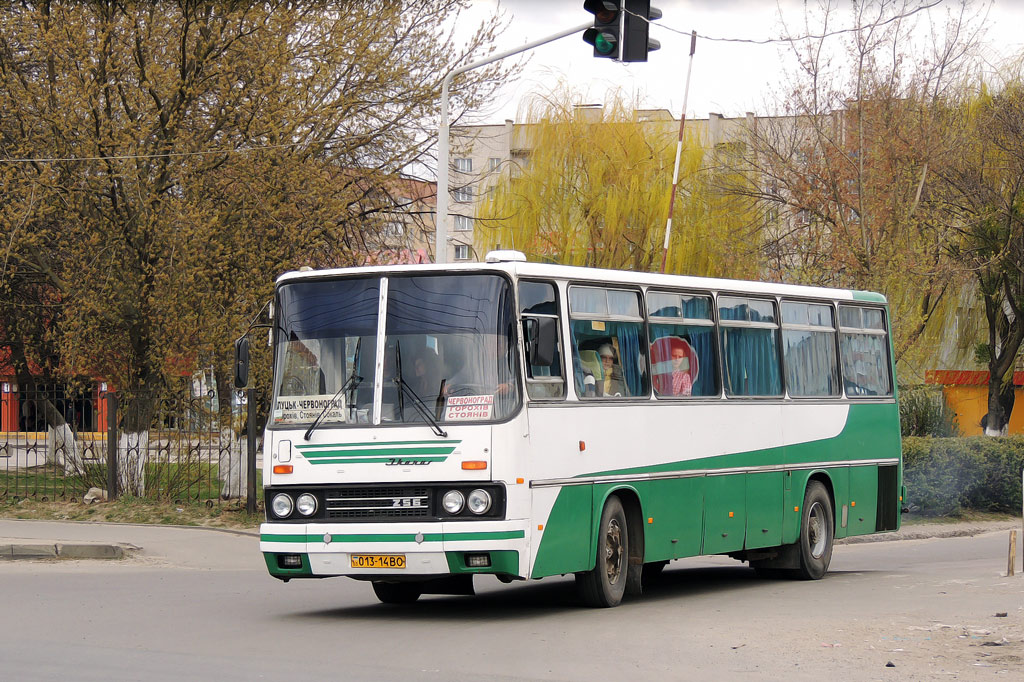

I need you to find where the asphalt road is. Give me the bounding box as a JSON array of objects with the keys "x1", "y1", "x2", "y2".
[{"x1": 0, "y1": 524, "x2": 1021, "y2": 681}]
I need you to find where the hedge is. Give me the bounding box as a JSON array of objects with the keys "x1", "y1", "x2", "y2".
[{"x1": 902, "y1": 436, "x2": 1024, "y2": 516}]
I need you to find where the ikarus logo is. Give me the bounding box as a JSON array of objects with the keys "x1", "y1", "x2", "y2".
[{"x1": 295, "y1": 440, "x2": 461, "y2": 466}]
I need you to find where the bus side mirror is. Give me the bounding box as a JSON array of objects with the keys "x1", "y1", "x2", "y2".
[
  {"x1": 233, "y1": 336, "x2": 250, "y2": 389},
  {"x1": 525, "y1": 317, "x2": 556, "y2": 368}
]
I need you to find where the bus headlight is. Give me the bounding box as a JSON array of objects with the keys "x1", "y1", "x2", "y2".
[
  {"x1": 442, "y1": 490, "x2": 465, "y2": 514},
  {"x1": 271, "y1": 493, "x2": 294, "y2": 518},
  {"x1": 296, "y1": 493, "x2": 317, "y2": 516},
  {"x1": 467, "y1": 489, "x2": 492, "y2": 515}
]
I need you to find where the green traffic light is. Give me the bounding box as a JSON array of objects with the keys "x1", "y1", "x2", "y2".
[{"x1": 595, "y1": 33, "x2": 615, "y2": 55}]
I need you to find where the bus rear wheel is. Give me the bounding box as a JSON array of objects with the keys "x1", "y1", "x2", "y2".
[
  {"x1": 577, "y1": 495, "x2": 628, "y2": 608},
  {"x1": 372, "y1": 580, "x2": 422, "y2": 604},
  {"x1": 797, "y1": 481, "x2": 834, "y2": 580}
]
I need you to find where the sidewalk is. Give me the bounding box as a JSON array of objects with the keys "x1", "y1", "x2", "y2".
[
  {"x1": 1, "y1": 517, "x2": 1019, "y2": 562},
  {"x1": 0, "y1": 518, "x2": 258, "y2": 567}
]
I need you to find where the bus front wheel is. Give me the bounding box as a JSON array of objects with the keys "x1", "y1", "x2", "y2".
[
  {"x1": 577, "y1": 495, "x2": 629, "y2": 607},
  {"x1": 797, "y1": 481, "x2": 834, "y2": 580},
  {"x1": 372, "y1": 581, "x2": 422, "y2": 604}
]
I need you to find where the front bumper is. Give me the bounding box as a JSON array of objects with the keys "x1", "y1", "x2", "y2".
[{"x1": 260, "y1": 520, "x2": 529, "y2": 579}]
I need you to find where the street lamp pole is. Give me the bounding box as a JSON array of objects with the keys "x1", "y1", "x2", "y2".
[{"x1": 436, "y1": 22, "x2": 591, "y2": 263}]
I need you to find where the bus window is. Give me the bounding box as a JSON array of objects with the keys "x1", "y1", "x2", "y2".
[
  {"x1": 718, "y1": 296, "x2": 782, "y2": 397},
  {"x1": 384, "y1": 274, "x2": 521, "y2": 422},
  {"x1": 519, "y1": 281, "x2": 565, "y2": 399},
  {"x1": 781, "y1": 301, "x2": 840, "y2": 397},
  {"x1": 648, "y1": 291, "x2": 719, "y2": 397},
  {"x1": 569, "y1": 286, "x2": 649, "y2": 399},
  {"x1": 838, "y1": 305, "x2": 892, "y2": 397},
  {"x1": 272, "y1": 277, "x2": 379, "y2": 426}
]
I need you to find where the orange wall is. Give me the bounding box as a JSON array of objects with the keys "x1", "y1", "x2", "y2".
[{"x1": 944, "y1": 386, "x2": 1024, "y2": 435}]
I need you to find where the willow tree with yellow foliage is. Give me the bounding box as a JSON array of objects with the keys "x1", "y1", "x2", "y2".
[{"x1": 476, "y1": 94, "x2": 761, "y2": 279}]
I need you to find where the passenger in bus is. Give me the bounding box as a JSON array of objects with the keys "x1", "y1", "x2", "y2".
[
  {"x1": 651, "y1": 335, "x2": 696, "y2": 396},
  {"x1": 597, "y1": 343, "x2": 627, "y2": 397},
  {"x1": 441, "y1": 339, "x2": 513, "y2": 398}
]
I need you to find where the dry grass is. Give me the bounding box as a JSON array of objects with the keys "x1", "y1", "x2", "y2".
[{"x1": 0, "y1": 496, "x2": 262, "y2": 530}]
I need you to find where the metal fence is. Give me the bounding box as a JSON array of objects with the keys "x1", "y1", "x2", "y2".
[{"x1": 1, "y1": 383, "x2": 261, "y2": 512}]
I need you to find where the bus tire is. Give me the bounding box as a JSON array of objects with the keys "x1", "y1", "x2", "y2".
[
  {"x1": 797, "y1": 481, "x2": 834, "y2": 580},
  {"x1": 577, "y1": 495, "x2": 629, "y2": 608},
  {"x1": 372, "y1": 581, "x2": 422, "y2": 604}
]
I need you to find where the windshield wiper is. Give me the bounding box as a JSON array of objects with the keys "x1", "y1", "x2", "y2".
[
  {"x1": 393, "y1": 341, "x2": 447, "y2": 438},
  {"x1": 303, "y1": 370, "x2": 362, "y2": 441}
]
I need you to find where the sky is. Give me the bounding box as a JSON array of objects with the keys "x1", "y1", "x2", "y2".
[{"x1": 454, "y1": 0, "x2": 1024, "y2": 124}]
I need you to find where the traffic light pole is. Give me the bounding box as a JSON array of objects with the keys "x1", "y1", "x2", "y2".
[{"x1": 435, "y1": 21, "x2": 591, "y2": 264}]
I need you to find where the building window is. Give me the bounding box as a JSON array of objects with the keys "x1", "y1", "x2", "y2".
[
  {"x1": 454, "y1": 158, "x2": 472, "y2": 173},
  {"x1": 453, "y1": 185, "x2": 473, "y2": 202},
  {"x1": 381, "y1": 222, "x2": 404, "y2": 239},
  {"x1": 489, "y1": 157, "x2": 501, "y2": 172},
  {"x1": 453, "y1": 244, "x2": 470, "y2": 260},
  {"x1": 454, "y1": 215, "x2": 473, "y2": 232}
]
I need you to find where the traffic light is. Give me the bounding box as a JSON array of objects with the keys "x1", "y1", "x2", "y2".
[
  {"x1": 583, "y1": 1, "x2": 621, "y2": 60},
  {"x1": 621, "y1": 0, "x2": 661, "y2": 62}
]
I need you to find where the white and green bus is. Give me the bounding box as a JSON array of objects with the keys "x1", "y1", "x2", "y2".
[{"x1": 246, "y1": 251, "x2": 902, "y2": 607}]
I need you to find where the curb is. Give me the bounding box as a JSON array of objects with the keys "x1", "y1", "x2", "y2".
[
  {"x1": 0, "y1": 541, "x2": 139, "y2": 561},
  {"x1": 838, "y1": 521, "x2": 1021, "y2": 544}
]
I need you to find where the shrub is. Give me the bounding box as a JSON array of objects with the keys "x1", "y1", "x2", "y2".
[
  {"x1": 903, "y1": 436, "x2": 1024, "y2": 515},
  {"x1": 899, "y1": 386, "x2": 959, "y2": 437}
]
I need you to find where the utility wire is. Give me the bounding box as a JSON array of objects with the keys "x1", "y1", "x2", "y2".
[
  {"x1": 626, "y1": 0, "x2": 943, "y2": 45},
  {"x1": 0, "y1": 139, "x2": 326, "y2": 165}
]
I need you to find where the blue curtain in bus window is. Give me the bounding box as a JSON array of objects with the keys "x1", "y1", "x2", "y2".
[
  {"x1": 615, "y1": 322, "x2": 645, "y2": 396},
  {"x1": 720, "y1": 327, "x2": 782, "y2": 396},
  {"x1": 650, "y1": 324, "x2": 716, "y2": 396}
]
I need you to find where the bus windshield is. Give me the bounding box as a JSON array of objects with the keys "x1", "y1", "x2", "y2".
[{"x1": 271, "y1": 273, "x2": 520, "y2": 427}]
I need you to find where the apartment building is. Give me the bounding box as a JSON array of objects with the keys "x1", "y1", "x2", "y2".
[{"x1": 446, "y1": 108, "x2": 774, "y2": 262}]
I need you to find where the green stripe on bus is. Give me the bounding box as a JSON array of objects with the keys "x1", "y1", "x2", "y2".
[
  {"x1": 306, "y1": 456, "x2": 449, "y2": 464},
  {"x1": 851, "y1": 290, "x2": 887, "y2": 302},
  {"x1": 302, "y1": 447, "x2": 456, "y2": 458},
  {"x1": 260, "y1": 530, "x2": 524, "y2": 543}
]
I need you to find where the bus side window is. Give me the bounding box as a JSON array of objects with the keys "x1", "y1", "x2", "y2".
[
  {"x1": 519, "y1": 281, "x2": 565, "y2": 399},
  {"x1": 648, "y1": 291, "x2": 719, "y2": 397},
  {"x1": 781, "y1": 301, "x2": 840, "y2": 397},
  {"x1": 838, "y1": 305, "x2": 892, "y2": 397},
  {"x1": 718, "y1": 296, "x2": 783, "y2": 397},
  {"x1": 568, "y1": 286, "x2": 650, "y2": 399}
]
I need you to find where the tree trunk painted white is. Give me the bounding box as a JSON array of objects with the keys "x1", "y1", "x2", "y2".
[
  {"x1": 118, "y1": 430, "x2": 148, "y2": 496},
  {"x1": 219, "y1": 429, "x2": 246, "y2": 500},
  {"x1": 46, "y1": 423, "x2": 82, "y2": 474}
]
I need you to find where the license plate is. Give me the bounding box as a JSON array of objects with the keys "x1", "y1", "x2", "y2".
[{"x1": 350, "y1": 554, "x2": 406, "y2": 569}]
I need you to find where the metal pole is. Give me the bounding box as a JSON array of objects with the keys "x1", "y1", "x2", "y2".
[
  {"x1": 246, "y1": 388, "x2": 257, "y2": 515},
  {"x1": 660, "y1": 30, "x2": 698, "y2": 274},
  {"x1": 106, "y1": 392, "x2": 118, "y2": 500},
  {"x1": 436, "y1": 21, "x2": 592, "y2": 264}
]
